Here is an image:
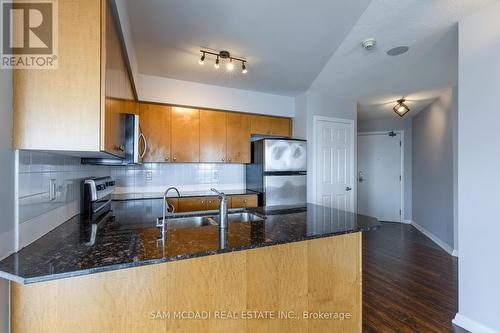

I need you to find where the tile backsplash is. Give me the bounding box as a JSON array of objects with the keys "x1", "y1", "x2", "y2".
[
  {"x1": 18, "y1": 151, "x2": 110, "y2": 225},
  {"x1": 110, "y1": 163, "x2": 246, "y2": 195},
  {"x1": 17, "y1": 152, "x2": 245, "y2": 248}
]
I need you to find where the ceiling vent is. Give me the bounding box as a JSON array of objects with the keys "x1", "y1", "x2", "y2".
[{"x1": 387, "y1": 46, "x2": 409, "y2": 56}]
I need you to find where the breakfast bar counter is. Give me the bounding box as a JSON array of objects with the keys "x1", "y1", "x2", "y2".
[{"x1": 0, "y1": 201, "x2": 379, "y2": 333}]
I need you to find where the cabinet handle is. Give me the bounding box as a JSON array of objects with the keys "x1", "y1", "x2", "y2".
[
  {"x1": 221, "y1": 157, "x2": 225, "y2": 162},
  {"x1": 201, "y1": 200, "x2": 204, "y2": 204},
  {"x1": 173, "y1": 156, "x2": 177, "y2": 161},
  {"x1": 243, "y1": 200, "x2": 247, "y2": 203},
  {"x1": 114, "y1": 145, "x2": 125, "y2": 152},
  {"x1": 165, "y1": 157, "x2": 169, "y2": 162},
  {"x1": 228, "y1": 158, "x2": 231, "y2": 162}
]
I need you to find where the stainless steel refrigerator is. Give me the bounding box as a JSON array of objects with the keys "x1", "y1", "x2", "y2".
[{"x1": 246, "y1": 139, "x2": 307, "y2": 207}]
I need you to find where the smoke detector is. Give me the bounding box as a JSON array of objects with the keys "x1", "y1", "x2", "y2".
[{"x1": 362, "y1": 38, "x2": 377, "y2": 50}]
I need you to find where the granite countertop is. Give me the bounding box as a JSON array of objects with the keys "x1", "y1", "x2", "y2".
[
  {"x1": 0, "y1": 200, "x2": 380, "y2": 284},
  {"x1": 112, "y1": 189, "x2": 259, "y2": 201}
]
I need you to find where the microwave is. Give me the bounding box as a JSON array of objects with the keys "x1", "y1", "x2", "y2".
[{"x1": 81, "y1": 114, "x2": 145, "y2": 166}]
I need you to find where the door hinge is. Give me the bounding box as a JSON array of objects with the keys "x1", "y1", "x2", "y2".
[
  {"x1": 389, "y1": 131, "x2": 397, "y2": 137},
  {"x1": 399, "y1": 209, "x2": 402, "y2": 216},
  {"x1": 399, "y1": 175, "x2": 402, "y2": 181},
  {"x1": 400, "y1": 141, "x2": 402, "y2": 147}
]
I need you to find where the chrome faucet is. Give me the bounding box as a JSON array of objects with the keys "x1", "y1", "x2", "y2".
[
  {"x1": 157, "y1": 187, "x2": 181, "y2": 240},
  {"x1": 211, "y1": 188, "x2": 228, "y2": 229}
]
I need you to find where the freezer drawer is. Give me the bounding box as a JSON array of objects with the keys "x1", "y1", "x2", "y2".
[
  {"x1": 264, "y1": 175, "x2": 306, "y2": 206},
  {"x1": 264, "y1": 139, "x2": 306, "y2": 172}
]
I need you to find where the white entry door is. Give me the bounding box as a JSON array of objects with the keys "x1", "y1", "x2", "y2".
[
  {"x1": 358, "y1": 132, "x2": 402, "y2": 222},
  {"x1": 314, "y1": 117, "x2": 354, "y2": 212}
]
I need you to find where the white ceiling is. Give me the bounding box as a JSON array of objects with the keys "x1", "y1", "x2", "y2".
[
  {"x1": 125, "y1": 0, "x2": 372, "y2": 96},
  {"x1": 123, "y1": 0, "x2": 497, "y2": 119},
  {"x1": 309, "y1": 0, "x2": 497, "y2": 120}
]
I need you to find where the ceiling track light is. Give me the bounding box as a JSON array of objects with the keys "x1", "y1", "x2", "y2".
[
  {"x1": 198, "y1": 50, "x2": 248, "y2": 74},
  {"x1": 393, "y1": 98, "x2": 410, "y2": 117}
]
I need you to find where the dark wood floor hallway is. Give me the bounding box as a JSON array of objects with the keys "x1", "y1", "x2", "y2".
[{"x1": 362, "y1": 222, "x2": 467, "y2": 333}]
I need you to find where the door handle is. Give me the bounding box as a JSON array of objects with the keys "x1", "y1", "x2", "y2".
[{"x1": 346, "y1": 186, "x2": 352, "y2": 191}]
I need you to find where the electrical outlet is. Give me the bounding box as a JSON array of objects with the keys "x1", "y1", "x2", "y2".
[
  {"x1": 49, "y1": 179, "x2": 57, "y2": 201},
  {"x1": 146, "y1": 171, "x2": 153, "y2": 181}
]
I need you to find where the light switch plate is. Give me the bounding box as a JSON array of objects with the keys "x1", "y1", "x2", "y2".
[
  {"x1": 49, "y1": 179, "x2": 56, "y2": 201},
  {"x1": 146, "y1": 171, "x2": 153, "y2": 181}
]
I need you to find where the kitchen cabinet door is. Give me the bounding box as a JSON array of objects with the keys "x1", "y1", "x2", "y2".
[
  {"x1": 166, "y1": 198, "x2": 179, "y2": 213},
  {"x1": 103, "y1": 98, "x2": 126, "y2": 157},
  {"x1": 206, "y1": 197, "x2": 220, "y2": 210},
  {"x1": 200, "y1": 110, "x2": 227, "y2": 163},
  {"x1": 230, "y1": 195, "x2": 258, "y2": 208},
  {"x1": 171, "y1": 107, "x2": 200, "y2": 163},
  {"x1": 226, "y1": 113, "x2": 251, "y2": 163},
  {"x1": 250, "y1": 115, "x2": 291, "y2": 137},
  {"x1": 270, "y1": 117, "x2": 292, "y2": 136},
  {"x1": 139, "y1": 103, "x2": 171, "y2": 162},
  {"x1": 178, "y1": 197, "x2": 206, "y2": 212}
]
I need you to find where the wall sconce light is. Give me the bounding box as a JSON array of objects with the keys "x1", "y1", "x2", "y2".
[
  {"x1": 393, "y1": 99, "x2": 410, "y2": 117},
  {"x1": 198, "y1": 50, "x2": 248, "y2": 74}
]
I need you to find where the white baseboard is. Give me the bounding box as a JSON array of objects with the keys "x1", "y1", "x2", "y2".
[
  {"x1": 403, "y1": 219, "x2": 412, "y2": 224},
  {"x1": 453, "y1": 313, "x2": 499, "y2": 333},
  {"x1": 410, "y1": 220, "x2": 458, "y2": 257}
]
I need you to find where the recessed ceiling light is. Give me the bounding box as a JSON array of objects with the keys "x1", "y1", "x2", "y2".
[{"x1": 387, "y1": 46, "x2": 409, "y2": 56}]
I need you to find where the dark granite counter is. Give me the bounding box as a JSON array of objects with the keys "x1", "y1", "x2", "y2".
[
  {"x1": 112, "y1": 189, "x2": 259, "y2": 201},
  {"x1": 0, "y1": 200, "x2": 379, "y2": 284}
]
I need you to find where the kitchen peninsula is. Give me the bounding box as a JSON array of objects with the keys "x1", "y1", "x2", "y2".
[{"x1": 0, "y1": 202, "x2": 378, "y2": 332}]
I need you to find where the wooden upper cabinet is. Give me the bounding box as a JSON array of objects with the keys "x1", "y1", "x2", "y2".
[
  {"x1": 13, "y1": 0, "x2": 102, "y2": 151},
  {"x1": 139, "y1": 103, "x2": 171, "y2": 162},
  {"x1": 226, "y1": 113, "x2": 251, "y2": 163},
  {"x1": 13, "y1": 0, "x2": 135, "y2": 155},
  {"x1": 200, "y1": 110, "x2": 227, "y2": 163},
  {"x1": 250, "y1": 115, "x2": 291, "y2": 137},
  {"x1": 171, "y1": 107, "x2": 200, "y2": 163}
]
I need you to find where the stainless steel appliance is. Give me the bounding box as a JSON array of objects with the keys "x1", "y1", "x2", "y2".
[
  {"x1": 81, "y1": 114, "x2": 145, "y2": 166},
  {"x1": 246, "y1": 139, "x2": 307, "y2": 207},
  {"x1": 83, "y1": 176, "x2": 116, "y2": 245}
]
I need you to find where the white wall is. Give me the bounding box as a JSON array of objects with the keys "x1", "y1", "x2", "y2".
[
  {"x1": 454, "y1": 3, "x2": 500, "y2": 332},
  {"x1": 357, "y1": 117, "x2": 413, "y2": 221},
  {"x1": 0, "y1": 69, "x2": 14, "y2": 333},
  {"x1": 412, "y1": 89, "x2": 457, "y2": 253},
  {"x1": 138, "y1": 74, "x2": 295, "y2": 117},
  {"x1": 294, "y1": 90, "x2": 357, "y2": 206}
]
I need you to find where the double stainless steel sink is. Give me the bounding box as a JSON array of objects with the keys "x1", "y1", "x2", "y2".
[{"x1": 161, "y1": 212, "x2": 264, "y2": 230}]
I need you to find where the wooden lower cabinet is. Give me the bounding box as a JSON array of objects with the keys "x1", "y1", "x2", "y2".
[
  {"x1": 177, "y1": 197, "x2": 207, "y2": 212},
  {"x1": 12, "y1": 233, "x2": 362, "y2": 333},
  {"x1": 173, "y1": 194, "x2": 258, "y2": 212},
  {"x1": 230, "y1": 194, "x2": 258, "y2": 209}
]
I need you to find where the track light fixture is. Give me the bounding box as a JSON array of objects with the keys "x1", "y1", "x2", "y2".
[
  {"x1": 198, "y1": 52, "x2": 205, "y2": 65},
  {"x1": 393, "y1": 99, "x2": 410, "y2": 117},
  {"x1": 198, "y1": 50, "x2": 248, "y2": 74}
]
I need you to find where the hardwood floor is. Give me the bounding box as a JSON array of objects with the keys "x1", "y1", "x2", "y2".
[{"x1": 362, "y1": 222, "x2": 468, "y2": 333}]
